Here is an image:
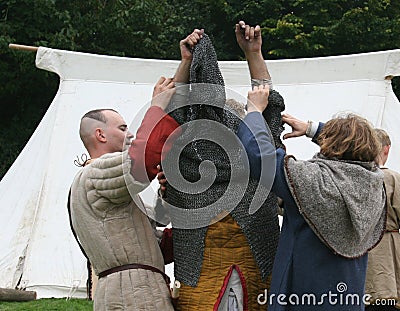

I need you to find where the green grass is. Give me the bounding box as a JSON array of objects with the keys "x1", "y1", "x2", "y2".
[{"x1": 0, "y1": 298, "x2": 93, "y2": 311}]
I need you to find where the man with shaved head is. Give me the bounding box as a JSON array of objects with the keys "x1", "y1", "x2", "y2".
[
  {"x1": 79, "y1": 108, "x2": 132, "y2": 158},
  {"x1": 68, "y1": 29, "x2": 203, "y2": 311}
]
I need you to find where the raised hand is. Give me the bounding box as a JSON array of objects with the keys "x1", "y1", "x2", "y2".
[
  {"x1": 174, "y1": 29, "x2": 204, "y2": 83},
  {"x1": 179, "y1": 28, "x2": 204, "y2": 61},
  {"x1": 247, "y1": 84, "x2": 270, "y2": 113},
  {"x1": 151, "y1": 76, "x2": 176, "y2": 110},
  {"x1": 282, "y1": 114, "x2": 308, "y2": 139},
  {"x1": 235, "y1": 20, "x2": 262, "y2": 55}
]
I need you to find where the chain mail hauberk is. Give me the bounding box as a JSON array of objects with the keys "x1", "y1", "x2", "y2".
[{"x1": 163, "y1": 33, "x2": 283, "y2": 286}]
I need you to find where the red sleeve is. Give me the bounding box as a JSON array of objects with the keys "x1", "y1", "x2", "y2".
[
  {"x1": 159, "y1": 228, "x2": 173, "y2": 265},
  {"x1": 129, "y1": 106, "x2": 181, "y2": 183}
]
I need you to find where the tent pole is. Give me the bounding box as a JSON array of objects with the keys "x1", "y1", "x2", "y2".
[{"x1": 8, "y1": 43, "x2": 38, "y2": 52}]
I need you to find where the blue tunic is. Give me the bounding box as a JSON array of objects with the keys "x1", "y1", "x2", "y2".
[{"x1": 237, "y1": 112, "x2": 367, "y2": 310}]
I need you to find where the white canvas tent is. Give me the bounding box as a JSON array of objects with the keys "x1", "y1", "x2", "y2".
[{"x1": 1, "y1": 47, "x2": 400, "y2": 299}]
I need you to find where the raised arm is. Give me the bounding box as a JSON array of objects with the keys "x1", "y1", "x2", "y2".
[
  {"x1": 236, "y1": 21, "x2": 286, "y2": 150},
  {"x1": 238, "y1": 86, "x2": 275, "y2": 183},
  {"x1": 238, "y1": 89, "x2": 291, "y2": 199},
  {"x1": 235, "y1": 21, "x2": 271, "y2": 83},
  {"x1": 129, "y1": 29, "x2": 204, "y2": 183},
  {"x1": 129, "y1": 77, "x2": 180, "y2": 183},
  {"x1": 173, "y1": 29, "x2": 203, "y2": 83}
]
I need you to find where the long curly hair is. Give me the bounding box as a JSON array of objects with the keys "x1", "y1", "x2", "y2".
[{"x1": 318, "y1": 113, "x2": 380, "y2": 162}]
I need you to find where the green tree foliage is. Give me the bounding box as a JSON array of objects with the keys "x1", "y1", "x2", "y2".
[
  {"x1": 1, "y1": 0, "x2": 60, "y2": 178},
  {"x1": 51, "y1": 0, "x2": 181, "y2": 58},
  {"x1": 0, "y1": 0, "x2": 399, "y2": 178},
  {"x1": 0, "y1": 0, "x2": 182, "y2": 178},
  {"x1": 263, "y1": 0, "x2": 400, "y2": 58}
]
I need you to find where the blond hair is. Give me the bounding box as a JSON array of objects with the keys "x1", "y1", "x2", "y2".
[
  {"x1": 374, "y1": 128, "x2": 391, "y2": 149},
  {"x1": 225, "y1": 99, "x2": 246, "y2": 119}
]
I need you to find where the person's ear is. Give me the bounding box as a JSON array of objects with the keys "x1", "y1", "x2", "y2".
[
  {"x1": 383, "y1": 145, "x2": 390, "y2": 157},
  {"x1": 95, "y1": 128, "x2": 106, "y2": 142}
]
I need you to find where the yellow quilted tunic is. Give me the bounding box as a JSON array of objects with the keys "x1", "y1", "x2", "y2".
[{"x1": 176, "y1": 214, "x2": 270, "y2": 310}]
